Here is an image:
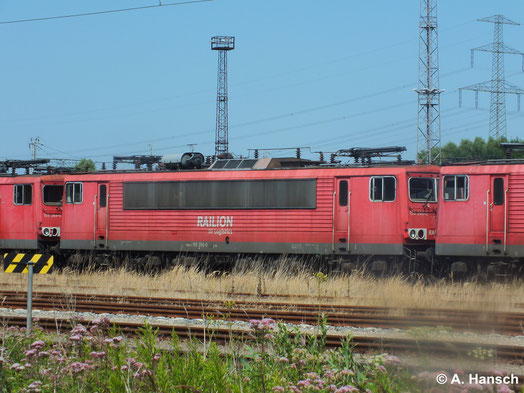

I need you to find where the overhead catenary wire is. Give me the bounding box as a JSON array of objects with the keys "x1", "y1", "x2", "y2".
[{"x1": 0, "y1": 0, "x2": 213, "y2": 25}]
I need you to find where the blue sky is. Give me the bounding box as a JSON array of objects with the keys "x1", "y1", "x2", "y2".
[{"x1": 1, "y1": 0, "x2": 524, "y2": 165}]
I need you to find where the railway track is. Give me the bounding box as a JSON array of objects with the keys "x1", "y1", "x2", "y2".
[
  {"x1": 0, "y1": 290, "x2": 523, "y2": 336},
  {"x1": 2, "y1": 314, "x2": 523, "y2": 365}
]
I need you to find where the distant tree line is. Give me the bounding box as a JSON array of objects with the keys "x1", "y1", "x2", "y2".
[
  {"x1": 74, "y1": 158, "x2": 96, "y2": 172},
  {"x1": 418, "y1": 136, "x2": 524, "y2": 163}
]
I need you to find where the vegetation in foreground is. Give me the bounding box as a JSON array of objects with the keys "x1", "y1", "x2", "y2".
[{"x1": 0, "y1": 317, "x2": 521, "y2": 393}]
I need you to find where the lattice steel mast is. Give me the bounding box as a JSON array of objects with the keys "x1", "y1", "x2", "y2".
[
  {"x1": 211, "y1": 36, "x2": 235, "y2": 157},
  {"x1": 459, "y1": 15, "x2": 524, "y2": 138},
  {"x1": 415, "y1": 0, "x2": 442, "y2": 164}
]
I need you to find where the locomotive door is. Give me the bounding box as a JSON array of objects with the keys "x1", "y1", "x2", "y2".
[
  {"x1": 334, "y1": 178, "x2": 351, "y2": 253},
  {"x1": 95, "y1": 182, "x2": 108, "y2": 246},
  {"x1": 488, "y1": 175, "x2": 507, "y2": 250}
]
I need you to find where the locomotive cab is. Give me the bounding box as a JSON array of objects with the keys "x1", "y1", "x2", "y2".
[
  {"x1": 405, "y1": 173, "x2": 438, "y2": 244},
  {"x1": 39, "y1": 179, "x2": 64, "y2": 245}
]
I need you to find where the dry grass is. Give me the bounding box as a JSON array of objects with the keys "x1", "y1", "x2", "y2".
[{"x1": 0, "y1": 256, "x2": 522, "y2": 312}]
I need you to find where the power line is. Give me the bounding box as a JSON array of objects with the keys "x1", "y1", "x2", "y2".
[{"x1": 0, "y1": 0, "x2": 213, "y2": 25}]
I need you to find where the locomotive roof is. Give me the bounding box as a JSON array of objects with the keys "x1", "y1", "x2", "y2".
[
  {"x1": 441, "y1": 161, "x2": 524, "y2": 174},
  {"x1": 59, "y1": 163, "x2": 440, "y2": 182}
]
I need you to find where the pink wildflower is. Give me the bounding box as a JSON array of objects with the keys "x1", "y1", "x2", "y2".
[
  {"x1": 250, "y1": 318, "x2": 275, "y2": 330},
  {"x1": 384, "y1": 355, "x2": 401, "y2": 365},
  {"x1": 132, "y1": 361, "x2": 145, "y2": 371},
  {"x1": 24, "y1": 348, "x2": 38, "y2": 358},
  {"x1": 70, "y1": 362, "x2": 94, "y2": 373},
  {"x1": 27, "y1": 380, "x2": 42, "y2": 392},
  {"x1": 121, "y1": 365, "x2": 129, "y2": 371},
  {"x1": 335, "y1": 386, "x2": 358, "y2": 393},
  {"x1": 38, "y1": 351, "x2": 49, "y2": 358},
  {"x1": 497, "y1": 385, "x2": 512, "y2": 393},
  {"x1": 338, "y1": 369, "x2": 354, "y2": 377},
  {"x1": 243, "y1": 376, "x2": 250, "y2": 383},
  {"x1": 464, "y1": 384, "x2": 484, "y2": 391},
  {"x1": 31, "y1": 340, "x2": 45, "y2": 350},
  {"x1": 324, "y1": 370, "x2": 335, "y2": 379},
  {"x1": 153, "y1": 353, "x2": 161, "y2": 361},
  {"x1": 314, "y1": 378, "x2": 325, "y2": 386},
  {"x1": 288, "y1": 386, "x2": 301, "y2": 393},
  {"x1": 113, "y1": 336, "x2": 123, "y2": 343},
  {"x1": 306, "y1": 372, "x2": 319, "y2": 379},
  {"x1": 272, "y1": 387, "x2": 285, "y2": 392},
  {"x1": 297, "y1": 379, "x2": 312, "y2": 387},
  {"x1": 69, "y1": 334, "x2": 82, "y2": 341},
  {"x1": 71, "y1": 324, "x2": 87, "y2": 334},
  {"x1": 261, "y1": 318, "x2": 275, "y2": 326},
  {"x1": 278, "y1": 357, "x2": 289, "y2": 363},
  {"x1": 89, "y1": 351, "x2": 106, "y2": 359},
  {"x1": 249, "y1": 319, "x2": 261, "y2": 329}
]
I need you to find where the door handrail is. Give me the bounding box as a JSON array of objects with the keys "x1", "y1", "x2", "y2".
[
  {"x1": 347, "y1": 191, "x2": 351, "y2": 252},
  {"x1": 504, "y1": 188, "x2": 508, "y2": 253},
  {"x1": 332, "y1": 191, "x2": 336, "y2": 253},
  {"x1": 485, "y1": 189, "x2": 489, "y2": 253}
]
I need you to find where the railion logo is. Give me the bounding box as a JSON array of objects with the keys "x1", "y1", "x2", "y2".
[{"x1": 197, "y1": 216, "x2": 233, "y2": 228}]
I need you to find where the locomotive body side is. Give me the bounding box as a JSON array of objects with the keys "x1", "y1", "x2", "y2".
[
  {"x1": 59, "y1": 165, "x2": 439, "y2": 261},
  {"x1": 436, "y1": 164, "x2": 524, "y2": 259}
]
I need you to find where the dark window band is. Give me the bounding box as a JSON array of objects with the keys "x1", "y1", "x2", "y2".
[{"x1": 123, "y1": 179, "x2": 317, "y2": 210}]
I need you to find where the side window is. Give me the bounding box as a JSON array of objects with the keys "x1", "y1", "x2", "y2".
[
  {"x1": 339, "y1": 181, "x2": 348, "y2": 206},
  {"x1": 443, "y1": 175, "x2": 469, "y2": 201},
  {"x1": 65, "y1": 182, "x2": 83, "y2": 204},
  {"x1": 14, "y1": 184, "x2": 32, "y2": 205},
  {"x1": 370, "y1": 176, "x2": 396, "y2": 202},
  {"x1": 99, "y1": 185, "x2": 107, "y2": 208},
  {"x1": 493, "y1": 178, "x2": 504, "y2": 206}
]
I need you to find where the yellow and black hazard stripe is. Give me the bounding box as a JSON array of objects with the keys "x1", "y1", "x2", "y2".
[{"x1": 3, "y1": 252, "x2": 54, "y2": 274}]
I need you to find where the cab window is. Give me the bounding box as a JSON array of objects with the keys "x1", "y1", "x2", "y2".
[
  {"x1": 65, "y1": 182, "x2": 83, "y2": 204},
  {"x1": 409, "y1": 177, "x2": 437, "y2": 203},
  {"x1": 14, "y1": 184, "x2": 32, "y2": 205},
  {"x1": 443, "y1": 175, "x2": 469, "y2": 201},
  {"x1": 43, "y1": 185, "x2": 64, "y2": 206}
]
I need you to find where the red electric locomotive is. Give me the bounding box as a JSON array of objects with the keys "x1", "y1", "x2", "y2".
[
  {"x1": 436, "y1": 162, "x2": 524, "y2": 276},
  {"x1": 0, "y1": 174, "x2": 64, "y2": 251},
  {"x1": 57, "y1": 159, "x2": 439, "y2": 272}
]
